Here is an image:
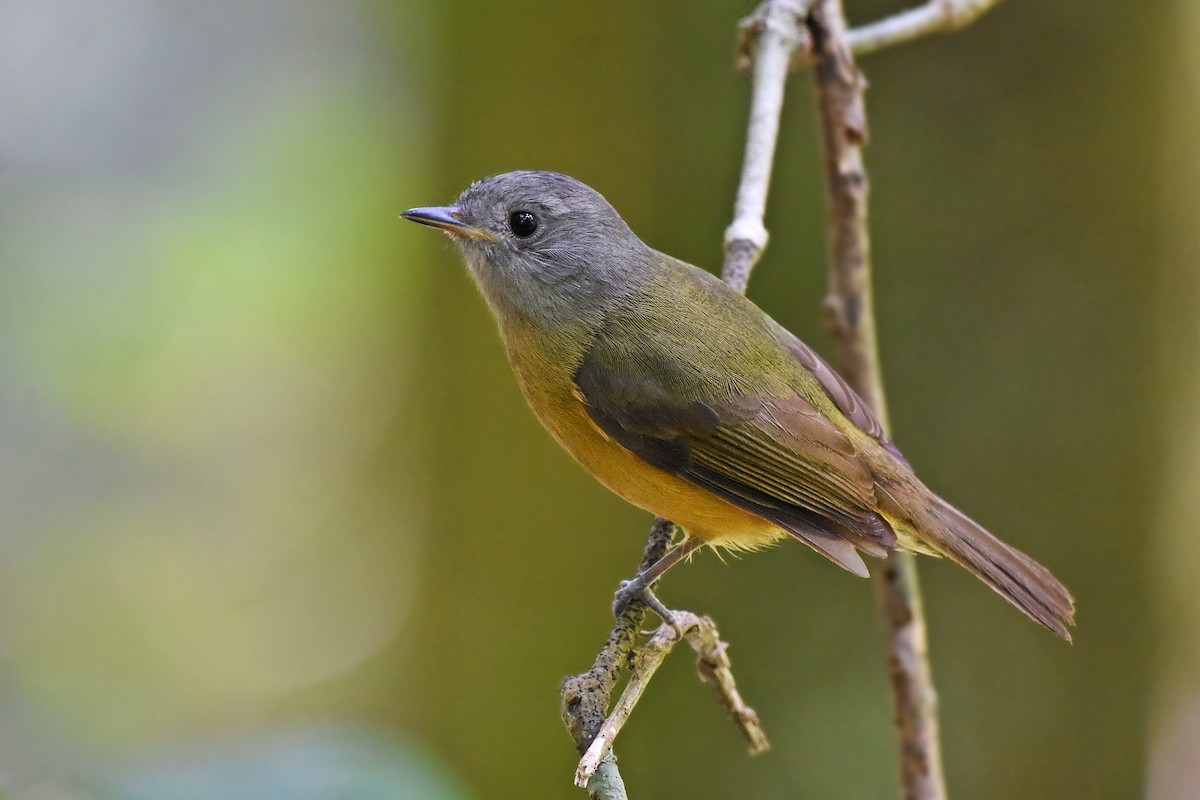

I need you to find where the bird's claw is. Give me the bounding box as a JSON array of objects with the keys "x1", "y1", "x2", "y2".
[{"x1": 612, "y1": 578, "x2": 683, "y2": 639}]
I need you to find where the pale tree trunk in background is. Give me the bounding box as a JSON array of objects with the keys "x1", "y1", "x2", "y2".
[{"x1": 1148, "y1": 2, "x2": 1200, "y2": 797}]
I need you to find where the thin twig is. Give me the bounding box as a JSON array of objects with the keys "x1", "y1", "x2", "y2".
[
  {"x1": 688, "y1": 615, "x2": 770, "y2": 754},
  {"x1": 575, "y1": 613, "x2": 769, "y2": 788},
  {"x1": 574, "y1": 623, "x2": 677, "y2": 789},
  {"x1": 848, "y1": 0, "x2": 1005, "y2": 57},
  {"x1": 725, "y1": 0, "x2": 814, "y2": 290},
  {"x1": 808, "y1": 2, "x2": 947, "y2": 799}
]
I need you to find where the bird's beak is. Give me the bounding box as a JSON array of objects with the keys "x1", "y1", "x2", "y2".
[{"x1": 400, "y1": 205, "x2": 496, "y2": 241}]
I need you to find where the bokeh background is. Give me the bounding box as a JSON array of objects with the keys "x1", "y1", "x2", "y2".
[{"x1": 1, "y1": 1, "x2": 1196, "y2": 798}]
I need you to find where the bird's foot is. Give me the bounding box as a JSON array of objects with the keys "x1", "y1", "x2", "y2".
[{"x1": 612, "y1": 577, "x2": 683, "y2": 639}]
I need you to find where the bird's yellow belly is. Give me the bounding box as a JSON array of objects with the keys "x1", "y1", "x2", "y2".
[
  {"x1": 549, "y1": 400, "x2": 782, "y2": 550},
  {"x1": 505, "y1": 335, "x2": 784, "y2": 552}
]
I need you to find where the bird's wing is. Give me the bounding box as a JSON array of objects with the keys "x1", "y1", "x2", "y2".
[
  {"x1": 573, "y1": 321, "x2": 896, "y2": 576},
  {"x1": 767, "y1": 320, "x2": 909, "y2": 466}
]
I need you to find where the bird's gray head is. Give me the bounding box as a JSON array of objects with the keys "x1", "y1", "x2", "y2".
[{"x1": 402, "y1": 171, "x2": 652, "y2": 327}]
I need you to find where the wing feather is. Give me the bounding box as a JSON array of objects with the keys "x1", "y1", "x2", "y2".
[{"x1": 573, "y1": 321, "x2": 897, "y2": 572}]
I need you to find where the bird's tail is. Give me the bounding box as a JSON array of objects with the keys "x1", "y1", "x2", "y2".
[{"x1": 880, "y1": 478, "x2": 1076, "y2": 641}]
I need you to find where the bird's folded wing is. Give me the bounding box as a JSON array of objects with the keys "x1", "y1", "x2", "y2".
[
  {"x1": 767, "y1": 319, "x2": 909, "y2": 466},
  {"x1": 573, "y1": 334, "x2": 896, "y2": 574}
]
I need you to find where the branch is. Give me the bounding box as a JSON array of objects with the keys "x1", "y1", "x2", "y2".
[
  {"x1": 560, "y1": 518, "x2": 675, "y2": 799},
  {"x1": 691, "y1": 620, "x2": 770, "y2": 755},
  {"x1": 575, "y1": 612, "x2": 768, "y2": 788},
  {"x1": 808, "y1": 2, "x2": 947, "y2": 799},
  {"x1": 559, "y1": 2, "x2": 816, "y2": 793},
  {"x1": 725, "y1": 0, "x2": 814, "y2": 290},
  {"x1": 582, "y1": 754, "x2": 629, "y2": 800},
  {"x1": 848, "y1": 0, "x2": 1005, "y2": 57}
]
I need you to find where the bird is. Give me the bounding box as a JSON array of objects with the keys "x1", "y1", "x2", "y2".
[{"x1": 401, "y1": 170, "x2": 1075, "y2": 640}]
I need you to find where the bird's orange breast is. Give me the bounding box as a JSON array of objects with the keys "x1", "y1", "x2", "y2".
[{"x1": 500, "y1": 318, "x2": 785, "y2": 552}]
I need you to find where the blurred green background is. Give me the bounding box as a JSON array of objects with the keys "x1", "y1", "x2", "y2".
[{"x1": 1, "y1": 1, "x2": 1196, "y2": 798}]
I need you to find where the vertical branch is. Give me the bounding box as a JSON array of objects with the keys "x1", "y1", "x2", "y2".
[
  {"x1": 724, "y1": 0, "x2": 813, "y2": 290},
  {"x1": 807, "y1": 2, "x2": 948, "y2": 799}
]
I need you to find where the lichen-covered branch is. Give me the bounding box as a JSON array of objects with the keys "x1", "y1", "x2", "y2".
[
  {"x1": 574, "y1": 612, "x2": 768, "y2": 788},
  {"x1": 807, "y1": 2, "x2": 947, "y2": 798},
  {"x1": 560, "y1": 518, "x2": 675, "y2": 799}
]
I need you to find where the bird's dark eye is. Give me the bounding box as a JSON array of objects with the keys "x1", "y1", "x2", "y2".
[{"x1": 508, "y1": 210, "x2": 538, "y2": 238}]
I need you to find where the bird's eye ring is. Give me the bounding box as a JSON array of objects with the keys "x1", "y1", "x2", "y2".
[{"x1": 508, "y1": 210, "x2": 538, "y2": 238}]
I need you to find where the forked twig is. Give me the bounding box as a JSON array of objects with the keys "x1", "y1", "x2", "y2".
[{"x1": 574, "y1": 612, "x2": 768, "y2": 788}]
